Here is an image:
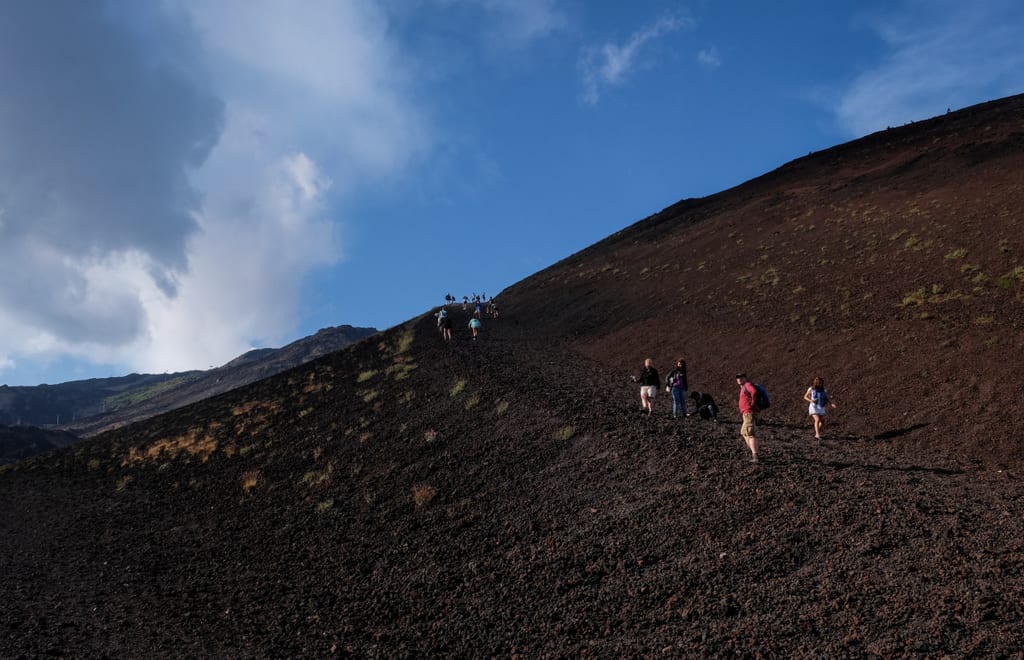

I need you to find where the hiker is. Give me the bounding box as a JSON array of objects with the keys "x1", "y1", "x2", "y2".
[
  {"x1": 474, "y1": 300, "x2": 482, "y2": 319},
  {"x1": 690, "y1": 391, "x2": 719, "y2": 421},
  {"x1": 631, "y1": 358, "x2": 660, "y2": 416},
  {"x1": 441, "y1": 313, "x2": 453, "y2": 341},
  {"x1": 468, "y1": 317, "x2": 482, "y2": 340},
  {"x1": 665, "y1": 358, "x2": 689, "y2": 418},
  {"x1": 462, "y1": 296, "x2": 468, "y2": 310},
  {"x1": 490, "y1": 301, "x2": 498, "y2": 318},
  {"x1": 736, "y1": 373, "x2": 760, "y2": 463},
  {"x1": 803, "y1": 376, "x2": 837, "y2": 440}
]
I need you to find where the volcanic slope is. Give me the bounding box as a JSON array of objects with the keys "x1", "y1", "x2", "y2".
[
  {"x1": 2, "y1": 302, "x2": 1024, "y2": 656},
  {"x1": 506, "y1": 93, "x2": 1024, "y2": 465},
  {"x1": 4, "y1": 95, "x2": 1024, "y2": 656}
]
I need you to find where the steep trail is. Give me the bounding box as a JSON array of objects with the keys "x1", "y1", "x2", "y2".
[{"x1": 1, "y1": 304, "x2": 1023, "y2": 655}]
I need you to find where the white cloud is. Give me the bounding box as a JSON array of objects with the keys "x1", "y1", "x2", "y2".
[
  {"x1": 835, "y1": 0, "x2": 1024, "y2": 136},
  {"x1": 579, "y1": 14, "x2": 694, "y2": 106},
  {"x1": 697, "y1": 47, "x2": 721, "y2": 69},
  {"x1": 0, "y1": 0, "x2": 427, "y2": 380}
]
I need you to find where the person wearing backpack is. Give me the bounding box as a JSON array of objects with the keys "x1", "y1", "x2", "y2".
[
  {"x1": 665, "y1": 358, "x2": 689, "y2": 418},
  {"x1": 736, "y1": 373, "x2": 760, "y2": 463},
  {"x1": 803, "y1": 376, "x2": 837, "y2": 440}
]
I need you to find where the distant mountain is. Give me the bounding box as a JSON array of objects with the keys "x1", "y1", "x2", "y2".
[
  {"x1": 0, "y1": 425, "x2": 79, "y2": 465},
  {"x1": 0, "y1": 324, "x2": 378, "y2": 440}
]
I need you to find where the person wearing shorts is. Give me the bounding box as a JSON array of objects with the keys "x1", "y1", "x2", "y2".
[
  {"x1": 736, "y1": 373, "x2": 759, "y2": 463},
  {"x1": 633, "y1": 358, "x2": 660, "y2": 416}
]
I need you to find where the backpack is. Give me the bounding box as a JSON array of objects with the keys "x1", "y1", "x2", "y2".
[{"x1": 753, "y1": 384, "x2": 771, "y2": 410}]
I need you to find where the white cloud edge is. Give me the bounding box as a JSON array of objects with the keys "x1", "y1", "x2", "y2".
[{"x1": 579, "y1": 13, "x2": 694, "y2": 106}]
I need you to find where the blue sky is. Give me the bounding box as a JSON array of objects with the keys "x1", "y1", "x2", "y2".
[{"x1": 1, "y1": 0, "x2": 1023, "y2": 386}]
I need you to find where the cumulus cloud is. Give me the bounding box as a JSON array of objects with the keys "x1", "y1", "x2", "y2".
[
  {"x1": 834, "y1": 0, "x2": 1024, "y2": 136},
  {"x1": 0, "y1": 0, "x2": 425, "y2": 381},
  {"x1": 579, "y1": 14, "x2": 694, "y2": 106},
  {"x1": 0, "y1": 0, "x2": 222, "y2": 352}
]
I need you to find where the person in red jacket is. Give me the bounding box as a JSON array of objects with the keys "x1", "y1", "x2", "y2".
[{"x1": 736, "y1": 373, "x2": 759, "y2": 463}]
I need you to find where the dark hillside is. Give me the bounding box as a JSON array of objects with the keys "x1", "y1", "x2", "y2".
[
  {"x1": 3, "y1": 95, "x2": 1024, "y2": 656},
  {"x1": 2, "y1": 303, "x2": 1024, "y2": 656},
  {"x1": 503, "y1": 94, "x2": 1024, "y2": 465},
  {"x1": 0, "y1": 425, "x2": 79, "y2": 465}
]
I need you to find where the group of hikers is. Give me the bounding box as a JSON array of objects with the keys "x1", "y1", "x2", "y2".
[
  {"x1": 444, "y1": 292, "x2": 498, "y2": 318},
  {"x1": 435, "y1": 293, "x2": 497, "y2": 341},
  {"x1": 633, "y1": 358, "x2": 837, "y2": 464}
]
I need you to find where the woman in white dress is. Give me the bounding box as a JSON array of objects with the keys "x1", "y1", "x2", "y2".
[{"x1": 803, "y1": 376, "x2": 837, "y2": 439}]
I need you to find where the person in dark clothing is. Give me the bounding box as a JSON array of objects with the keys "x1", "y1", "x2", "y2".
[
  {"x1": 690, "y1": 391, "x2": 719, "y2": 421},
  {"x1": 632, "y1": 358, "x2": 660, "y2": 416},
  {"x1": 665, "y1": 358, "x2": 689, "y2": 418}
]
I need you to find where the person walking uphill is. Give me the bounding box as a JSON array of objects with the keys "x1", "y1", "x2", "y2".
[
  {"x1": 736, "y1": 373, "x2": 760, "y2": 463},
  {"x1": 468, "y1": 317, "x2": 482, "y2": 340},
  {"x1": 632, "y1": 359, "x2": 660, "y2": 416},
  {"x1": 665, "y1": 358, "x2": 689, "y2": 418}
]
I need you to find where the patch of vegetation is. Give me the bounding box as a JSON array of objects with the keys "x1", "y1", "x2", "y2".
[
  {"x1": 464, "y1": 394, "x2": 480, "y2": 410},
  {"x1": 450, "y1": 380, "x2": 467, "y2": 397},
  {"x1": 316, "y1": 500, "x2": 334, "y2": 514},
  {"x1": 87, "y1": 458, "x2": 101, "y2": 470},
  {"x1": 388, "y1": 362, "x2": 417, "y2": 381},
  {"x1": 298, "y1": 407, "x2": 314, "y2": 418},
  {"x1": 361, "y1": 389, "x2": 379, "y2": 403},
  {"x1": 899, "y1": 288, "x2": 928, "y2": 307},
  {"x1": 554, "y1": 425, "x2": 576, "y2": 441},
  {"x1": 302, "y1": 464, "x2": 333, "y2": 486},
  {"x1": 356, "y1": 370, "x2": 377, "y2": 383},
  {"x1": 495, "y1": 400, "x2": 509, "y2": 415},
  {"x1": 123, "y1": 427, "x2": 220, "y2": 465},
  {"x1": 241, "y1": 470, "x2": 260, "y2": 492},
  {"x1": 974, "y1": 316, "x2": 995, "y2": 325},
  {"x1": 102, "y1": 374, "x2": 202, "y2": 412},
  {"x1": 995, "y1": 266, "x2": 1024, "y2": 289},
  {"x1": 116, "y1": 475, "x2": 133, "y2": 492},
  {"x1": 945, "y1": 248, "x2": 968, "y2": 260},
  {"x1": 412, "y1": 484, "x2": 437, "y2": 508},
  {"x1": 396, "y1": 327, "x2": 415, "y2": 354}
]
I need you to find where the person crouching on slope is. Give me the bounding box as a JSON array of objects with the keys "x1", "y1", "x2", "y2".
[
  {"x1": 468, "y1": 317, "x2": 482, "y2": 340},
  {"x1": 632, "y1": 358, "x2": 660, "y2": 416},
  {"x1": 736, "y1": 373, "x2": 759, "y2": 463}
]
